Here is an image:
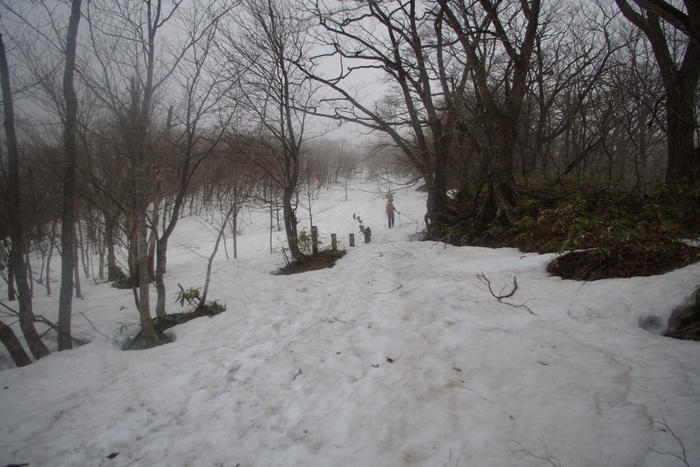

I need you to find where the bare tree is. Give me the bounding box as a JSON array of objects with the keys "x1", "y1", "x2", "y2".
[
  {"x1": 0, "y1": 0, "x2": 87, "y2": 350},
  {"x1": 607, "y1": 29, "x2": 667, "y2": 190},
  {"x1": 224, "y1": 0, "x2": 316, "y2": 263},
  {"x1": 81, "y1": 0, "x2": 189, "y2": 346},
  {"x1": 199, "y1": 202, "x2": 235, "y2": 306},
  {"x1": 79, "y1": 120, "x2": 133, "y2": 283},
  {"x1": 0, "y1": 34, "x2": 50, "y2": 360},
  {"x1": 515, "y1": 2, "x2": 620, "y2": 180},
  {"x1": 437, "y1": 0, "x2": 542, "y2": 226},
  {"x1": 57, "y1": 0, "x2": 83, "y2": 350},
  {"x1": 153, "y1": 1, "x2": 237, "y2": 317},
  {"x1": 614, "y1": 0, "x2": 700, "y2": 183},
  {"x1": 304, "y1": 0, "x2": 473, "y2": 232},
  {"x1": 211, "y1": 138, "x2": 257, "y2": 260},
  {"x1": 298, "y1": 144, "x2": 328, "y2": 230},
  {"x1": 77, "y1": 0, "x2": 242, "y2": 341}
]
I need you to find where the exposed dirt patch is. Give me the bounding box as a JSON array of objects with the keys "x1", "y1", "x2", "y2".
[
  {"x1": 151, "y1": 303, "x2": 225, "y2": 333},
  {"x1": 432, "y1": 179, "x2": 699, "y2": 284},
  {"x1": 276, "y1": 250, "x2": 347, "y2": 275},
  {"x1": 666, "y1": 303, "x2": 700, "y2": 341},
  {"x1": 548, "y1": 242, "x2": 700, "y2": 342},
  {"x1": 546, "y1": 243, "x2": 700, "y2": 281},
  {"x1": 432, "y1": 179, "x2": 700, "y2": 341},
  {"x1": 123, "y1": 302, "x2": 225, "y2": 350}
]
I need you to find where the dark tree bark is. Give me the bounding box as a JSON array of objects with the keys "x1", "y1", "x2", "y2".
[
  {"x1": 0, "y1": 319, "x2": 32, "y2": 367},
  {"x1": 103, "y1": 211, "x2": 120, "y2": 281},
  {"x1": 45, "y1": 221, "x2": 56, "y2": 296},
  {"x1": 154, "y1": 236, "x2": 168, "y2": 317},
  {"x1": 58, "y1": 0, "x2": 83, "y2": 350},
  {"x1": 130, "y1": 77, "x2": 158, "y2": 346},
  {"x1": 7, "y1": 255, "x2": 16, "y2": 301},
  {"x1": 0, "y1": 34, "x2": 50, "y2": 360},
  {"x1": 614, "y1": 0, "x2": 700, "y2": 183},
  {"x1": 439, "y1": 0, "x2": 542, "y2": 226}
]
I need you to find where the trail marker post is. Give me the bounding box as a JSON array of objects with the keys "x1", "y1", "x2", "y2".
[{"x1": 311, "y1": 226, "x2": 319, "y2": 255}]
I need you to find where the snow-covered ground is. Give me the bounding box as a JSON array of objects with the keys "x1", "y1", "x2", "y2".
[{"x1": 1, "y1": 176, "x2": 699, "y2": 467}]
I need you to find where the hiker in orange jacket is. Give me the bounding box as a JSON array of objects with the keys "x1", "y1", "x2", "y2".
[{"x1": 386, "y1": 201, "x2": 399, "y2": 228}]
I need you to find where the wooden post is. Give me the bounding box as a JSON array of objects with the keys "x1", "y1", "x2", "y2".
[
  {"x1": 364, "y1": 227, "x2": 372, "y2": 244},
  {"x1": 311, "y1": 226, "x2": 319, "y2": 255},
  {"x1": 349, "y1": 233, "x2": 355, "y2": 247},
  {"x1": 331, "y1": 233, "x2": 337, "y2": 251}
]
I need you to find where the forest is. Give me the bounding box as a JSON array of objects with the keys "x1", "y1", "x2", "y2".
[{"x1": 0, "y1": 0, "x2": 698, "y2": 366}]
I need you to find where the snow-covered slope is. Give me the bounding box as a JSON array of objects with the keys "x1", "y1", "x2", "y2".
[{"x1": 1, "y1": 177, "x2": 699, "y2": 466}]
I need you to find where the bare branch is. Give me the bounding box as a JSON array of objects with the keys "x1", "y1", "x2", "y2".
[
  {"x1": 509, "y1": 440, "x2": 561, "y2": 467},
  {"x1": 477, "y1": 273, "x2": 536, "y2": 314},
  {"x1": 649, "y1": 417, "x2": 690, "y2": 467}
]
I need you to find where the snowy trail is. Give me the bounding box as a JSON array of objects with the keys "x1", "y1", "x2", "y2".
[{"x1": 1, "y1": 179, "x2": 699, "y2": 466}]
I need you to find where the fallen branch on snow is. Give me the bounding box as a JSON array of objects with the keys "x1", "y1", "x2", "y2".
[
  {"x1": 477, "y1": 274, "x2": 536, "y2": 315},
  {"x1": 649, "y1": 417, "x2": 689, "y2": 466},
  {"x1": 509, "y1": 440, "x2": 561, "y2": 467}
]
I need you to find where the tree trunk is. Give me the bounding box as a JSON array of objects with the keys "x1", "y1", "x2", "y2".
[
  {"x1": 153, "y1": 168, "x2": 192, "y2": 318},
  {"x1": 283, "y1": 186, "x2": 305, "y2": 263},
  {"x1": 438, "y1": 0, "x2": 540, "y2": 228},
  {"x1": 78, "y1": 222, "x2": 90, "y2": 279},
  {"x1": 25, "y1": 250, "x2": 34, "y2": 298},
  {"x1": 0, "y1": 320, "x2": 32, "y2": 367},
  {"x1": 97, "y1": 229, "x2": 105, "y2": 282},
  {"x1": 136, "y1": 205, "x2": 159, "y2": 346},
  {"x1": 128, "y1": 210, "x2": 139, "y2": 285},
  {"x1": 614, "y1": 0, "x2": 700, "y2": 184},
  {"x1": 269, "y1": 204, "x2": 274, "y2": 254},
  {"x1": 7, "y1": 255, "x2": 16, "y2": 301},
  {"x1": 45, "y1": 221, "x2": 56, "y2": 296},
  {"x1": 58, "y1": 0, "x2": 83, "y2": 351},
  {"x1": 200, "y1": 205, "x2": 236, "y2": 306},
  {"x1": 478, "y1": 121, "x2": 519, "y2": 226},
  {"x1": 154, "y1": 237, "x2": 168, "y2": 317},
  {"x1": 232, "y1": 207, "x2": 238, "y2": 260},
  {"x1": 148, "y1": 224, "x2": 157, "y2": 279},
  {"x1": 665, "y1": 78, "x2": 700, "y2": 183},
  {"x1": 479, "y1": 176, "x2": 518, "y2": 227},
  {"x1": 424, "y1": 158, "x2": 452, "y2": 231},
  {"x1": 0, "y1": 35, "x2": 50, "y2": 360},
  {"x1": 73, "y1": 237, "x2": 82, "y2": 299},
  {"x1": 104, "y1": 212, "x2": 120, "y2": 281}
]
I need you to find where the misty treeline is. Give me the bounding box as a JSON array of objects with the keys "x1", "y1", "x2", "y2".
[{"x1": 0, "y1": 0, "x2": 697, "y2": 361}]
